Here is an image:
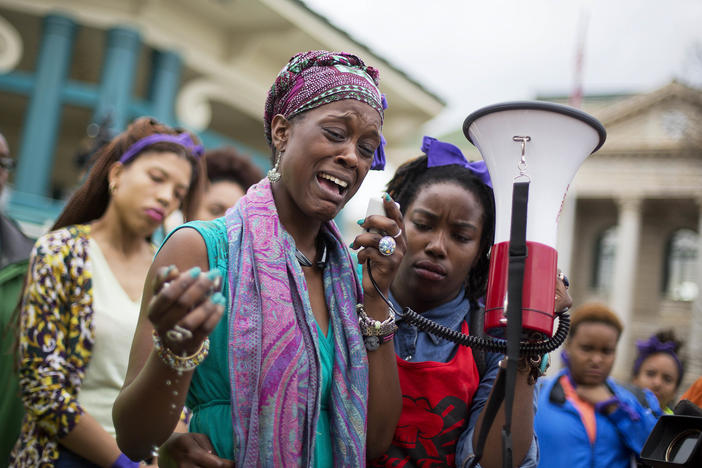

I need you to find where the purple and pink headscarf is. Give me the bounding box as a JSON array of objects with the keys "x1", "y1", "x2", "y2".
[{"x1": 263, "y1": 50, "x2": 386, "y2": 169}]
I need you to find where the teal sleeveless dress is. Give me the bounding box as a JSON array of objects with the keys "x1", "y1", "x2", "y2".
[{"x1": 180, "y1": 219, "x2": 335, "y2": 467}]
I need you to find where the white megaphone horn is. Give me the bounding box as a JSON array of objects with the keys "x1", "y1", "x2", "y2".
[{"x1": 463, "y1": 101, "x2": 606, "y2": 337}]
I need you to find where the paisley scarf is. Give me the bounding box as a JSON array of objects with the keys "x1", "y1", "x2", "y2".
[{"x1": 224, "y1": 178, "x2": 368, "y2": 466}]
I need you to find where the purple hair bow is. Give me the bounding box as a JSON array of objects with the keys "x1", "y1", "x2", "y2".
[
  {"x1": 422, "y1": 136, "x2": 492, "y2": 188},
  {"x1": 370, "y1": 94, "x2": 388, "y2": 170},
  {"x1": 633, "y1": 335, "x2": 682, "y2": 376}
]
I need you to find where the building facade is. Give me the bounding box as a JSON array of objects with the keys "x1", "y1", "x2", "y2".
[
  {"x1": 554, "y1": 81, "x2": 702, "y2": 388},
  {"x1": 0, "y1": 0, "x2": 444, "y2": 233}
]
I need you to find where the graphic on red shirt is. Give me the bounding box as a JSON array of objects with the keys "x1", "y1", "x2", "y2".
[{"x1": 371, "y1": 321, "x2": 480, "y2": 468}]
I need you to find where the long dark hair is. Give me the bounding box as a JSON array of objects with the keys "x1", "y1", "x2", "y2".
[
  {"x1": 10, "y1": 117, "x2": 206, "y2": 369},
  {"x1": 386, "y1": 154, "x2": 495, "y2": 302},
  {"x1": 52, "y1": 117, "x2": 205, "y2": 230}
]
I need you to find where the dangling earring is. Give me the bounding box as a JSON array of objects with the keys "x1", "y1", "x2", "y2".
[{"x1": 267, "y1": 150, "x2": 283, "y2": 182}]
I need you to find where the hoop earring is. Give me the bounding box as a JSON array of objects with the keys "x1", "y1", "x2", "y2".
[{"x1": 267, "y1": 150, "x2": 283, "y2": 182}]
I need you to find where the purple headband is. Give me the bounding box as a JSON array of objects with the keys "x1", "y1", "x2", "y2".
[
  {"x1": 119, "y1": 133, "x2": 204, "y2": 164},
  {"x1": 633, "y1": 335, "x2": 683, "y2": 377},
  {"x1": 264, "y1": 50, "x2": 386, "y2": 170},
  {"x1": 422, "y1": 136, "x2": 492, "y2": 188}
]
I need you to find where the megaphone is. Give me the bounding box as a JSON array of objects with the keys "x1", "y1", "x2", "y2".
[{"x1": 463, "y1": 101, "x2": 606, "y2": 338}]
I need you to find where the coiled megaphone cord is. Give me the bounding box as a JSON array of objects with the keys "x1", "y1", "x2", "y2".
[{"x1": 366, "y1": 259, "x2": 570, "y2": 356}]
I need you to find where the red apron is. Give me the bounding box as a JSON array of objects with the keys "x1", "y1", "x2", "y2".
[{"x1": 371, "y1": 321, "x2": 480, "y2": 467}]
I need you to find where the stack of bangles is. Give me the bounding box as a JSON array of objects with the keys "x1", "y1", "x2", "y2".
[
  {"x1": 357, "y1": 303, "x2": 398, "y2": 352},
  {"x1": 152, "y1": 330, "x2": 210, "y2": 372}
]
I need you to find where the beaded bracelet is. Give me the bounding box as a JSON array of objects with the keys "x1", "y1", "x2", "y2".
[
  {"x1": 152, "y1": 331, "x2": 210, "y2": 372},
  {"x1": 356, "y1": 303, "x2": 398, "y2": 337}
]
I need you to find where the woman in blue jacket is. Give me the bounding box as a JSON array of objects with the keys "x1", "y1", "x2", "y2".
[{"x1": 535, "y1": 302, "x2": 660, "y2": 468}]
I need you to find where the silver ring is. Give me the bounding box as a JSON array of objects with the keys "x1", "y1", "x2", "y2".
[
  {"x1": 378, "y1": 236, "x2": 396, "y2": 256},
  {"x1": 166, "y1": 324, "x2": 192, "y2": 342},
  {"x1": 173, "y1": 324, "x2": 193, "y2": 340},
  {"x1": 558, "y1": 271, "x2": 570, "y2": 288},
  {"x1": 165, "y1": 329, "x2": 184, "y2": 342},
  {"x1": 392, "y1": 228, "x2": 402, "y2": 239}
]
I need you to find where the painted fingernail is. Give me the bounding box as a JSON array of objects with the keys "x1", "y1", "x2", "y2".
[
  {"x1": 210, "y1": 292, "x2": 226, "y2": 305},
  {"x1": 189, "y1": 266, "x2": 201, "y2": 278},
  {"x1": 356, "y1": 218, "x2": 365, "y2": 225},
  {"x1": 206, "y1": 269, "x2": 221, "y2": 281},
  {"x1": 383, "y1": 192, "x2": 392, "y2": 202}
]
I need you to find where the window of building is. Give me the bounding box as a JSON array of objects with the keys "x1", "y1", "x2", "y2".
[
  {"x1": 592, "y1": 226, "x2": 618, "y2": 292},
  {"x1": 663, "y1": 229, "x2": 699, "y2": 301}
]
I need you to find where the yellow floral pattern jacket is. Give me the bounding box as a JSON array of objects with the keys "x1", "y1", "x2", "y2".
[{"x1": 10, "y1": 225, "x2": 94, "y2": 467}]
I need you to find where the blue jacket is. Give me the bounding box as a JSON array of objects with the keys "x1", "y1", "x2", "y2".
[{"x1": 535, "y1": 369, "x2": 660, "y2": 468}]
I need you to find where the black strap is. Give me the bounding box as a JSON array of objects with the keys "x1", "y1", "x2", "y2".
[
  {"x1": 466, "y1": 181, "x2": 529, "y2": 468},
  {"x1": 466, "y1": 366, "x2": 506, "y2": 468},
  {"x1": 469, "y1": 299, "x2": 487, "y2": 379},
  {"x1": 502, "y1": 181, "x2": 529, "y2": 468}
]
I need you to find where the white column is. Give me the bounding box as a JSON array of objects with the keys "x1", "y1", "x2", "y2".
[
  {"x1": 548, "y1": 191, "x2": 578, "y2": 375},
  {"x1": 611, "y1": 197, "x2": 642, "y2": 379},
  {"x1": 684, "y1": 200, "x2": 702, "y2": 387},
  {"x1": 556, "y1": 191, "x2": 577, "y2": 284}
]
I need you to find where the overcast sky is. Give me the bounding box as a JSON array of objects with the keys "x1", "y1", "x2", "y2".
[
  {"x1": 300, "y1": 0, "x2": 702, "y2": 230},
  {"x1": 303, "y1": 0, "x2": 702, "y2": 135}
]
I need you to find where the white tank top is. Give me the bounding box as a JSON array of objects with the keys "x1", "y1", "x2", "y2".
[{"x1": 78, "y1": 238, "x2": 141, "y2": 437}]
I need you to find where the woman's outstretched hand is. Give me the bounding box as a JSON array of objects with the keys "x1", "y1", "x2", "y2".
[
  {"x1": 148, "y1": 265, "x2": 225, "y2": 356},
  {"x1": 157, "y1": 433, "x2": 235, "y2": 468},
  {"x1": 351, "y1": 194, "x2": 405, "y2": 300}
]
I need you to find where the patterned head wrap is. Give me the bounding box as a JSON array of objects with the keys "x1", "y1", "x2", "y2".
[{"x1": 263, "y1": 50, "x2": 385, "y2": 168}]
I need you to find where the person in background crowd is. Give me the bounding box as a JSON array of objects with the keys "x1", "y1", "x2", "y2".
[
  {"x1": 0, "y1": 132, "x2": 34, "y2": 269},
  {"x1": 367, "y1": 137, "x2": 571, "y2": 468},
  {"x1": 193, "y1": 146, "x2": 263, "y2": 221},
  {"x1": 0, "y1": 131, "x2": 35, "y2": 465},
  {"x1": 535, "y1": 302, "x2": 660, "y2": 468},
  {"x1": 632, "y1": 329, "x2": 685, "y2": 414},
  {"x1": 113, "y1": 50, "x2": 402, "y2": 467},
  {"x1": 680, "y1": 376, "x2": 702, "y2": 408},
  {"x1": 10, "y1": 117, "x2": 205, "y2": 467}
]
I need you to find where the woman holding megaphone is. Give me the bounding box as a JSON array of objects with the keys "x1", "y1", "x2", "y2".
[{"x1": 361, "y1": 137, "x2": 571, "y2": 468}]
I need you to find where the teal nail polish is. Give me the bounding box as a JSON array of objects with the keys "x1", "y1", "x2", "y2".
[
  {"x1": 211, "y1": 292, "x2": 225, "y2": 305},
  {"x1": 349, "y1": 242, "x2": 355, "y2": 249},
  {"x1": 356, "y1": 218, "x2": 365, "y2": 225},
  {"x1": 206, "y1": 269, "x2": 221, "y2": 280},
  {"x1": 189, "y1": 266, "x2": 201, "y2": 278},
  {"x1": 383, "y1": 192, "x2": 392, "y2": 202}
]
